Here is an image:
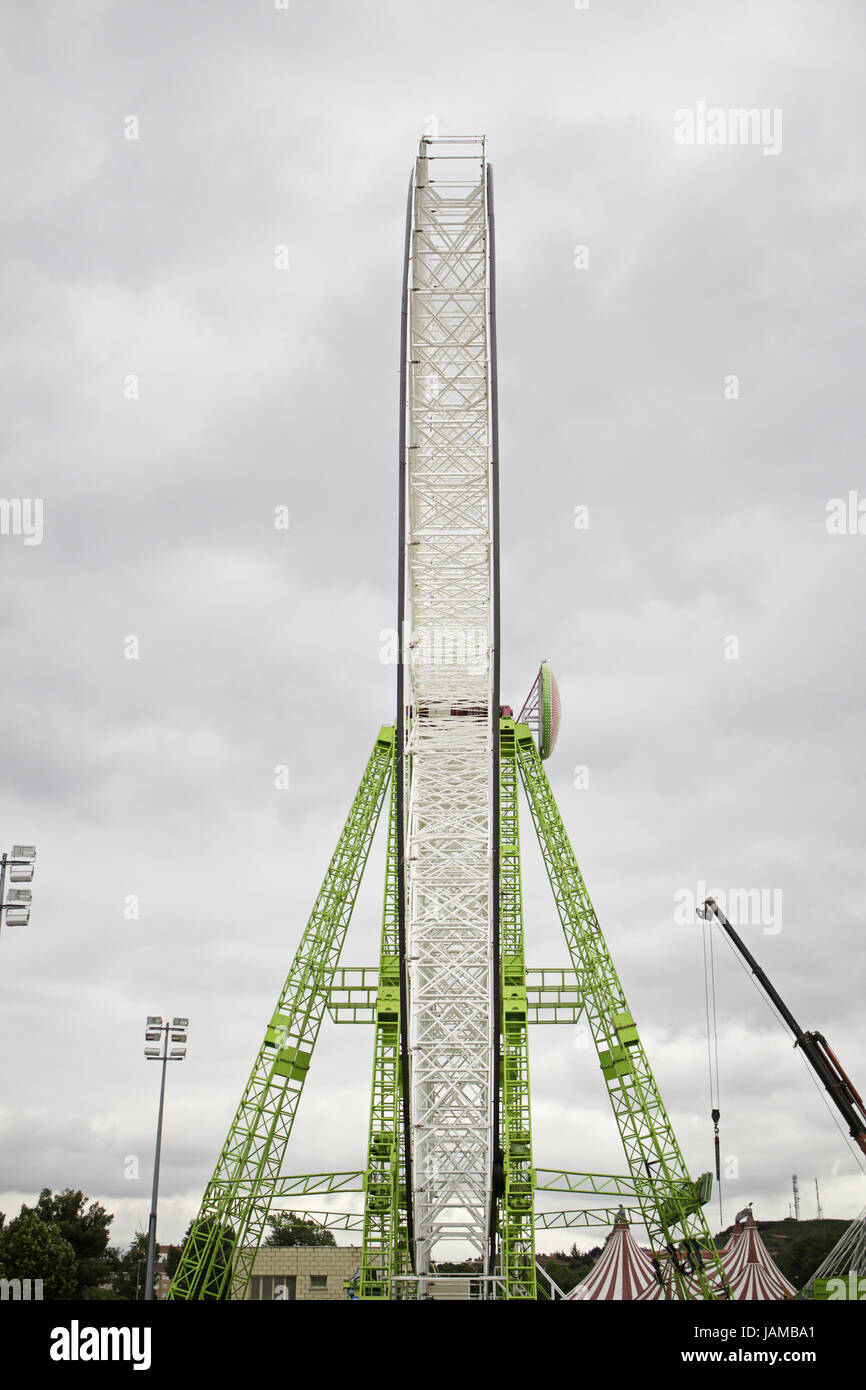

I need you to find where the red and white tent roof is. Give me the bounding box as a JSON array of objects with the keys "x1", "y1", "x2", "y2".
[
  {"x1": 566, "y1": 1214, "x2": 663, "y2": 1300},
  {"x1": 566, "y1": 1210, "x2": 794, "y2": 1301},
  {"x1": 722, "y1": 1213, "x2": 796, "y2": 1300},
  {"x1": 713, "y1": 1217, "x2": 749, "y2": 1271}
]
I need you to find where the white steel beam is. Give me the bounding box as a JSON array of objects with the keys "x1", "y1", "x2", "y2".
[{"x1": 401, "y1": 135, "x2": 495, "y2": 1270}]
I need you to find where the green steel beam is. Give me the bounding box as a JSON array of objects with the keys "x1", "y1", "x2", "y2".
[
  {"x1": 535, "y1": 1170, "x2": 644, "y2": 1197},
  {"x1": 299, "y1": 1211, "x2": 362, "y2": 1233},
  {"x1": 498, "y1": 718, "x2": 536, "y2": 1298},
  {"x1": 328, "y1": 964, "x2": 585, "y2": 1024},
  {"x1": 534, "y1": 1169, "x2": 711, "y2": 1203},
  {"x1": 525, "y1": 966, "x2": 584, "y2": 1023},
  {"x1": 326, "y1": 968, "x2": 378, "y2": 1023},
  {"x1": 207, "y1": 1173, "x2": 365, "y2": 1198},
  {"x1": 360, "y1": 740, "x2": 410, "y2": 1297},
  {"x1": 251, "y1": 1210, "x2": 365, "y2": 1234},
  {"x1": 167, "y1": 727, "x2": 395, "y2": 1301},
  {"x1": 535, "y1": 1206, "x2": 645, "y2": 1230},
  {"x1": 211, "y1": 1198, "x2": 667, "y2": 1242},
  {"x1": 515, "y1": 723, "x2": 731, "y2": 1301},
  {"x1": 526, "y1": 967, "x2": 584, "y2": 992}
]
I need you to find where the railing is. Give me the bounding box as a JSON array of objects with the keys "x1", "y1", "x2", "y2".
[
  {"x1": 390, "y1": 1273, "x2": 507, "y2": 1301},
  {"x1": 535, "y1": 1262, "x2": 567, "y2": 1301}
]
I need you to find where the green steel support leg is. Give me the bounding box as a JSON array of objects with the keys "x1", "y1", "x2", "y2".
[
  {"x1": 360, "y1": 739, "x2": 410, "y2": 1297},
  {"x1": 498, "y1": 719, "x2": 537, "y2": 1299},
  {"x1": 168, "y1": 726, "x2": 395, "y2": 1300},
  {"x1": 515, "y1": 724, "x2": 730, "y2": 1301}
]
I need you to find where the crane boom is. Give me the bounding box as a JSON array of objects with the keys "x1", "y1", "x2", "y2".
[{"x1": 700, "y1": 897, "x2": 866, "y2": 1158}]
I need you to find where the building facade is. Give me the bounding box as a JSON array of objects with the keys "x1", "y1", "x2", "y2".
[{"x1": 244, "y1": 1246, "x2": 363, "y2": 1301}]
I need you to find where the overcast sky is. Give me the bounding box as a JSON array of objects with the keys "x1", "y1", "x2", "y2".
[{"x1": 1, "y1": 0, "x2": 864, "y2": 1263}]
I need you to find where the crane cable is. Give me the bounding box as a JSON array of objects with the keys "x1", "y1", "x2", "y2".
[
  {"x1": 702, "y1": 915, "x2": 724, "y2": 1225},
  {"x1": 713, "y1": 925, "x2": 866, "y2": 1181}
]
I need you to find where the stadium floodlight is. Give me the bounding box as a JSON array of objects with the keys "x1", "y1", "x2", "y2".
[
  {"x1": 145, "y1": 1030, "x2": 161, "y2": 1042},
  {"x1": 170, "y1": 1032, "x2": 187, "y2": 1043},
  {"x1": 1, "y1": 843, "x2": 37, "y2": 941},
  {"x1": 170, "y1": 1048, "x2": 186, "y2": 1059},
  {"x1": 172, "y1": 1017, "x2": 189, "y2": 1028},
  {"x1": 147, "y1": 1016, "x2": 163, "y2": 1027},
  {"x1": 144, "y1": 1048, "x2": 160, "y2": 1059}
]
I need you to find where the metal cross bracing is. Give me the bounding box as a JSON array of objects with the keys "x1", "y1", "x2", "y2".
[
  {"x1": 497, "y1": 719, "x2": 536, "y2": 1298},
  {"x1": 179, "y1": 1208, "x2": 659, "y2": 1239},
  {"x1": 402, "y1": 135, "x2": 496, "y2": 1271},
  {"x1": 359, "y1": 741, "x2": 410, "y2": 1297},
  {"x1": 167, "y1": 727, "x2": 394, "y2": 1300},
  {"x1": 199, "y1": 1165, "x2": 698, "y2": 1203},
  {"x1": 535, "y1": 1169, "x2": 707, "y2": 1201},
  {"x1": 514, "y1": 722, "x2": 731, "y2": 1300},
  {"x1": 326, "y1": 964, "x2": 584, "y2": 1024},
  {"x1": 167, "y1": 713, "x2": 727, "y2": 1299}
]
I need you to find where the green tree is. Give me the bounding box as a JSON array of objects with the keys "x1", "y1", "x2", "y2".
[
  {"x1": 0, "y1": 1211, "x2": 77, "y2": 1299},
  {"x1": 264, "y1": 1212, "x2": 337, "y2": 1248},
  {"x1": 19, "y1": 1188, "x2": 117, "y2": 1298},
  {"x1": 536, "y1": 1243, "x2": 602, "y2": 1296},
  {"x1": 112, "y1": 1232, "x2": 151, "y2": 1301},
  {"x1": 780, "y1": 1227, "x2": 844, "y2": 1288},
  {"x1": 111, "y1": 1233, "x2": 185, "y2": 1301}
]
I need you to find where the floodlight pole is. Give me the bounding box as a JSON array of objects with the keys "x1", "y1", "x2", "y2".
[
  {"x1": 145, "y1": 1032, "x2": 169, "y2": 1301},
  {"x1": 144, "y1": 1017, "x2": 187, "y2": 1300}
]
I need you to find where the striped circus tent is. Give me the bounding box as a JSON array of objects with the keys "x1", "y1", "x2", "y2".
[
  {"x1": 716, "y1": 1215, "x2": 746, "y2": 1263},
  {"x1": 717, "y1": 1224, "x2": 738, "y2": 1258},
  {"x1": 566, "y1": 1212, "x2": 663, "y2": 1300},
  {"x1": 635, "y1": 1255, "x2": 732, "y2": 1301},
  {"x1": 634, "y1": 1258, "x2": 713, "y2": 1302},
  {"x1": 566, "y1": 1210, "x2": 793, "y2": 1301},
  {"x1": 634, "y1": 1264, "x2": 690, "y2": 1300},
  {"x1": 722, "y1": 1212, "x2": 796, "y2": 1300}
]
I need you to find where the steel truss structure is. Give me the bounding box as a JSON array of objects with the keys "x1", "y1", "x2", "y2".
[
  {"x1": 169, "y1": 720, "x2": 728, "y2": 1301},
  {"x1": 169, "y1": 135, "x2": 729, "y2": 1302},
  {"x1": 168, "y1": 728, "x2": 395, "y2": 1301},
  {"x1": 402, "y1": 136, "x2": 496, "y2": 1271},
  {"x1": 359, "y1": 740, "x2": 410, "y2": 1296}
]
